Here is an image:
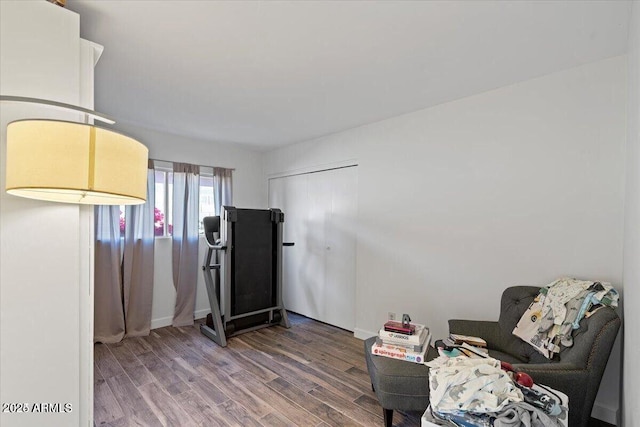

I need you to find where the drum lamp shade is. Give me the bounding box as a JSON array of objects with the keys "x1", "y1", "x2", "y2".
[{"x1": 5, "y1": 119, "x2": 148, "y2": 205}]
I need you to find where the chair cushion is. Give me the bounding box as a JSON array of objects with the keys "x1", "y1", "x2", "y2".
[{"x1": 486, "y1": 349, "x2": 526, "y2": 365}]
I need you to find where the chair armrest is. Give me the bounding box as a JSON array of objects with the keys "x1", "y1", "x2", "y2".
[
  {"x1": 513, "y1": 363, "x2": 588, "y2": 392},
  {"x1": 513, "y1": 362, "x2": 584, "y2": 373},
  {"x1": 513, "y1": 362, "x2": 589, "y2": 410},
  {"x1": 513, "y1": 362, "x2": 589, "y2": 387}
]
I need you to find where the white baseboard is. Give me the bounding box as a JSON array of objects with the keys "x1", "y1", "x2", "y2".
[
  {"x1": 194, "y1": 308, "x2": 210, "y2": 320},
  {"x1": 592, "y1": 402, "x2": 618, "y2": 425},
  {"x1": 354, "y1": 327, "x2": 376, "y2": 340},
  {"x1": 151, "y1": 309, "x2": 211, "y2": 330},
  {"x1": 150, "y1": 316, "x2": 173, "y2": 330}
]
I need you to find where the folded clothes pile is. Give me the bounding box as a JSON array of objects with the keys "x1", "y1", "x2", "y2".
[
  {"x1": 512, "y1": 277, "x2": 619, "y2": 358},
  {"x1": 427, "y1": 357, "x2": 567, "y2": 427}
]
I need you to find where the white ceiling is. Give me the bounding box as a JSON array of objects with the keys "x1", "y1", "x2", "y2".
[{"x1": 66, "y1": 0, "x2": 631, "y2": 150}]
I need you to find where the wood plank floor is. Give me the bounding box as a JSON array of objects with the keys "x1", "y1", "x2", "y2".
[{"x1": 94, "y1": 313, "x2": 422, "y2": 427}]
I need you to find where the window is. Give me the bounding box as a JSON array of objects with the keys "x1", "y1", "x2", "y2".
[
  {"x1": 154, "y1": 169, "x2": 173, "y2": 236},
  {"x1": 119, "y1": 207, "x2": 126, "y2": 237},
  {"x1": 199, "y1": 169, "x2": 215, "y2": 234},
  {"x1": 119, "y1": 163, "x2": 228, "y2": 238}
]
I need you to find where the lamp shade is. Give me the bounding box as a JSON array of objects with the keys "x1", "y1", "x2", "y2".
[{"x1": 5, "y1": 119, "x2": 148, "y2": 205}]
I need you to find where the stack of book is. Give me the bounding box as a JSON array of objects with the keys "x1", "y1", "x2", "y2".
[{"x1": 371, "y1": 321, "x2": 431, "y2": 364}]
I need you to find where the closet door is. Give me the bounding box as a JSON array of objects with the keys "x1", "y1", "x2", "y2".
[
  {"x1": 323, "y1": 167, "x2": 357, "y2": 330},
  {"x1": 271, "y1": 173, "x2": 324, "y2": 320},
  {"x1": 269, "y1": 166, "x2": 357, "y2": 331}
]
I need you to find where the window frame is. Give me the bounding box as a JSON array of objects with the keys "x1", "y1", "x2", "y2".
[
  {"x1": 120, "y1": 163, "x2": 226, "y2": 239},
  {"x1": 199, "y1": 166, "x2": 215, "y2": 235},
  {"x1": 154, "y1": 163, "x2": 173, "y2": 238}
]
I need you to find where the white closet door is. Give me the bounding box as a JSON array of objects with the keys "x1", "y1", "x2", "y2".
[
  {"x1": 304, "y1": 171, "x2": 330, "y2": 321},
  {"x1": 269, "y1": 166, "x2": 357, "y2": 331},
  {"x1": 323, "y1": 167, "x2": 357, "y2": 330},
  {"x1": 287, "y1": 173, "x2": 324, "y2": 320}
]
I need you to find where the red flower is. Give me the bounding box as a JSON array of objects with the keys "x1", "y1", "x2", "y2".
[{"x1": 154, "y1": 207, "x2": 165, "y2": 236}]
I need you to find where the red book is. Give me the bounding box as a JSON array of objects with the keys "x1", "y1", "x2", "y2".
[{"x1": 383, "y1": 320, "x2": 416, "y2": 335}]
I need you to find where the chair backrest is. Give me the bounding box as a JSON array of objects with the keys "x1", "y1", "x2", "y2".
[
  {"x1": 497, "y1": 286, "x2": 551, "y2": 363},
  {"x1": 487, "y1": 286, "x2": 621, "y2": 427},
  {"x1": 497, "y1": 285, "x2": 621, "y2": 367}
]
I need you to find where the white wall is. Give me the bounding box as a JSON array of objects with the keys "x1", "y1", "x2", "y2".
[
  {"x1": 263, "y1": 56, "x2": 627, "y2": 422},
  {"x1": 112, "y1": 123, "x2": 265, "y2": 327},
  {"x1": 115, "y1": 122, "x2": 266, "y2": 209},
  {"x1": 150, "y1": 238, "x2": 220, "y2": 328},
  {"x1": 0, "y1": 2, "x2": 93, "y2": 426},
  {"x1": 623, "y1": 2, "x2": 640, "y2": 426}
]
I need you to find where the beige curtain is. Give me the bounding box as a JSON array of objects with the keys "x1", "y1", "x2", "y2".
[
  {"x1": 213, "y1": 167, "x2": 233, "y2": 215},
  {"x1": 211, "y1": 167, "x2": 232, "y2": 312},
  {"x1": 94, "y1": 205, "x2": 125, "y2": 343},
  {"x1": 172, "y1": 162, "x2": 200, "y2": 327},
  {"x1": 95, "y1": 162, "x2": 155, "y2": 342},
  {"x1": 122, "y1": 163, "x2": 155, "y2": 336}
]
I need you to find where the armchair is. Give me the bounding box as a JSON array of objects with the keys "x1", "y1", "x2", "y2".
[
  {"x1": 364, "y1": 286, "x2": 621, "y2": 427},
  {"x1": 449, "y1": 286, "x2": 621, "y2": 427}
]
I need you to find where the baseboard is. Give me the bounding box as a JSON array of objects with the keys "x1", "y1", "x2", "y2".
[
  {"x1": 591, "y1": 402, "x2": 618, "y2": 425},
  {"x1": 194, "y1": 308, "x2": 210, "y2": 320},
  {"x1": 151, "y1": 309, "x2": 211, "y2": 330},
  {"x1": 354, "y1": 327, "x2": 377, "y2": 340},
  {"x1": 150, "y1": 316, "x2": 173, "y2": 330}
]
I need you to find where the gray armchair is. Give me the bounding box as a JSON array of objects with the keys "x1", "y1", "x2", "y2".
[
  {"x1": 450, "y1": 286, "x2": 621, "y2": 427},
  {"x1": 364, "y1": 286, "x2": 621, "y2": 427}
]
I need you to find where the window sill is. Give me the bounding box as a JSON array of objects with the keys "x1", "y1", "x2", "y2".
[{"x1": 153, "y1": 234, "x2": 207, "y2": 240}]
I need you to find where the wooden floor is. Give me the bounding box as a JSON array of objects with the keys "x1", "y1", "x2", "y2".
[{"x1": 94, "y1": 313, "x2": 422, "y2": 427}]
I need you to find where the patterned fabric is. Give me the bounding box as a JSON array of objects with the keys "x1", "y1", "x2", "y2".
[
  {"x1": 429, "y1": 357, "x2": 523, "y2": 413},
  {"x1": 512, "y1": 293, "x2": 556, "y2": 358},
  {"x1": 493, "y1": 402, "x2": 560, "y2": 427},
  {"x1": 513, "y1": 278, "x2": 619, "y2": 358},
  {"x1": 539, "y1": 278, "x2": 595, "y2": 326},
  {"x1": 574, "y1": 283, "x2": 619, "y2": 327},
  {"x1": 432, "y1": 410, "x2": 492, "y2": 426},
  {"x1": 555, "y1": 289, "x2": 591, "y2": 347}
]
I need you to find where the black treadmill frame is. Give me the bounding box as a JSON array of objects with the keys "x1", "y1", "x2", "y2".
[{"x1": 200, "y1": 206, "x2": 291, "y2": 347}]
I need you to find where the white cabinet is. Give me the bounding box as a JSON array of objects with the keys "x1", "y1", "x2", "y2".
[{"x1": 269, "y1": 166, "x2": 357, "y2": 330}]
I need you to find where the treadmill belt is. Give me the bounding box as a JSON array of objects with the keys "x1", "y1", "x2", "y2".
[{"x1": 231, "y1": 209, "x2": 274, "y2": 316}]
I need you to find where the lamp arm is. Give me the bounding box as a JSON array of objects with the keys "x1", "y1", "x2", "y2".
[{"x1": 0, "y1": 95, "x2": 115, "y2": 124}]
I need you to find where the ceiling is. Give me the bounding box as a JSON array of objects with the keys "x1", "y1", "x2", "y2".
[{"x1": 66, "y1": 0, "x2": 631, "y2": 150}]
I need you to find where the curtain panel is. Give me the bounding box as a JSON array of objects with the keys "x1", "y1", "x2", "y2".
[
  {"x1": 122, "y1": 163, "x2": 155, "y2": 336},
  {"x1": 94, "y1": 162, "x2": 155, "y2": 343},
  {"x1": 94, "y1": 205, "x2": 125, "y2": 343},
  {"x1": 171, "y1": 162, "x2": 200, "y2": 327},
  {"x1": 213, "y1": 167, "x2": 233, "y2": 216},
  {"x1": 210, "y1": 167, "x2": 233, "y2": 314},
  {"x1": 95, "y1": 161, "x2": 232, "y2": 338}
]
